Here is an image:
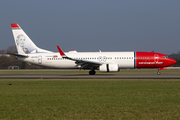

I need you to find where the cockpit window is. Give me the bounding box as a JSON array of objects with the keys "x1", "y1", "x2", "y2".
[{"x1": 163, "y1": 56, "x2": 168, "y2": 59}]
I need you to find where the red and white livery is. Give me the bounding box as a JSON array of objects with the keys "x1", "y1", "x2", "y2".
[{"x1": 9, "y1": 23, "x2": 176, "y2": 75}]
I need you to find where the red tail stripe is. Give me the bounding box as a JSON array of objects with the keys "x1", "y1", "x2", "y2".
[{"x1": 11, "y1": 23, "x2": 20, "y2": 28}]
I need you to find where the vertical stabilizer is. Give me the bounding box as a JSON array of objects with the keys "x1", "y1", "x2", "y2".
[{"x1": 11, "y1": 23, "x2": 52, "y2": 54}]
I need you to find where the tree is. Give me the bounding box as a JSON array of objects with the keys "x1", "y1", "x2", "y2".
[
  {"x1": 7, "y1": 46, "x2": 17, "y2": 53},
  {"x1": 0, "y1": 46, "x2": 45, "y2": 69}
]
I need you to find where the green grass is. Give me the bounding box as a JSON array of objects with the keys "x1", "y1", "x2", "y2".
[{"x1": 0, "y1": 79, "x2": 180, "y2": 119}]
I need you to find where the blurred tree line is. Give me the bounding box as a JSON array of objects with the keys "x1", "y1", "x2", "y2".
[
  {"x1": 168, "y1": 51, "x2": 180, "y2": 67},
  {"x1": 0, "y1": 46, "x2": 44, "y2": 69},
  {"x1": 0, "y1": 46, "x2": 180, "y2": 69}
]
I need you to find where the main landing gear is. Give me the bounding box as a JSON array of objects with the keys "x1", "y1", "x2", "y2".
[
  {"x1": 89, "y1": 70, "x2": 96, "y2": 75},
  {"x1": 89, "y1": 67, "x2": 96, "y2": 75}
]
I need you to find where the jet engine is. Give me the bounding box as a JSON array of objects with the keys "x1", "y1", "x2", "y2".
[{"x1": 99, "y1": 63, "x2": 119, "y2": 72}]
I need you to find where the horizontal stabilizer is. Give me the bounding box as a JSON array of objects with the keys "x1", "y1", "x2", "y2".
[{"x1": 6, "y1": 52, "x2": 28, "y2": 57}]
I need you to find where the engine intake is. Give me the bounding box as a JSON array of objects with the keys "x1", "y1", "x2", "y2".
[{"x1": 99, "y1": 64, "x2": 119, "y2": 72}]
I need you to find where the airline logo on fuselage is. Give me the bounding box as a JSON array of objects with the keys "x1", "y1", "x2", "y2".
[
  {"x1": 154, "y1": 54, "x2": 159, "y2": 62},
  {"x1": 98, "y1": 56, "x2": 107, "y2": 62}
]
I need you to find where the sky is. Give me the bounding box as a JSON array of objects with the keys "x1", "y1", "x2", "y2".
[{"x1": 0, "y1": 0, "x2": 180, "y2": 55}]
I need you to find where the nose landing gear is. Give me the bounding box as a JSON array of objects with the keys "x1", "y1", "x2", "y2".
[
  {"x1": 157, "y1": 67, "x2": 166, "y2": 75},
  {"x1": 157, "y1": 71, "x2": 161, "y2": 75}
]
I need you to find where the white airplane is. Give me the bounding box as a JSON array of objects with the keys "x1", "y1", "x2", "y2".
[{"x1": 9, "y1": 23, "x2": 176, "y2": 75}]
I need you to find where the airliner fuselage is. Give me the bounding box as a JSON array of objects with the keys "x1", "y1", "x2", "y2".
[
  {"x1": 10, "y1": 23, "x2": 176, "y2": 75},
  {"x1": 17, "y1": 51, "x2": 175, "y2": 70}
]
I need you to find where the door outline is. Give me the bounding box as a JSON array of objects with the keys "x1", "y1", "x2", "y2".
[{"x1": 38, "y1": 56, "x2": 42, "y2": 64}]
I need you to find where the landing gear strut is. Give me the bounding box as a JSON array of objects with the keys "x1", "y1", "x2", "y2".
[
  {"x1": 157, "y1": 67, "x2": 166, "y2": 75},
  {"x1": 157, "y1": 68, "x2": 161, "y2": 75},
  {"x1": 89, "y1": 70, "x2": 96, "y2": 75}
]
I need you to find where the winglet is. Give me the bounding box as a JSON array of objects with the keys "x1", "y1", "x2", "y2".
[{"x1": 57, "y1": 46, "x2": 66, "y2": 57}]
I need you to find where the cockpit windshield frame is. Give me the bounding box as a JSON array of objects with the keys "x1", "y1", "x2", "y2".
[{"x1": 163, "y1": 56, "x2": 168, "y2": 59}]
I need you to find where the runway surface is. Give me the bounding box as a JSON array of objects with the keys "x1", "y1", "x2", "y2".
[{"x1": 0, "y1": 74, "x2": 180, "y2": 79}]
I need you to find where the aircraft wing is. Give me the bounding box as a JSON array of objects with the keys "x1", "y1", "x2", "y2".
[{"x1": 57, "y1": 46, "x2": 102, "y2": 69}]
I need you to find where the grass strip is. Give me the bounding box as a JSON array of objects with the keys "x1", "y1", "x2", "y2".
[{"x1": 0, "y1": 79, "x2": 180, "y2": 119}]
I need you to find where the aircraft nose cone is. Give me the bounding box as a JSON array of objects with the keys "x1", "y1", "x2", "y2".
[
  {"x1": 172, "y1": 59, "x2": 176, "y2": 64},
  {"x1": 170, "y1": 58, "x2": 176, "y2": 65}
]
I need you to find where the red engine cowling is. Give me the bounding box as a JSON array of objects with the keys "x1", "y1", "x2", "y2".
[{"x1": 99, "y1": 64, "x2": 119, "y2": 72}]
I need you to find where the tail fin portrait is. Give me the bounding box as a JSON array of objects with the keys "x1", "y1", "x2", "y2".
[{"x1": 11, "y1": 23, "x2": 52, "y2": 54}]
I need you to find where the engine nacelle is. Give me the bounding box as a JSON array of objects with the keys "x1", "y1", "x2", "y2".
[{"x1": 99, "y1": 64, "x2": 119, "y2": 72}]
